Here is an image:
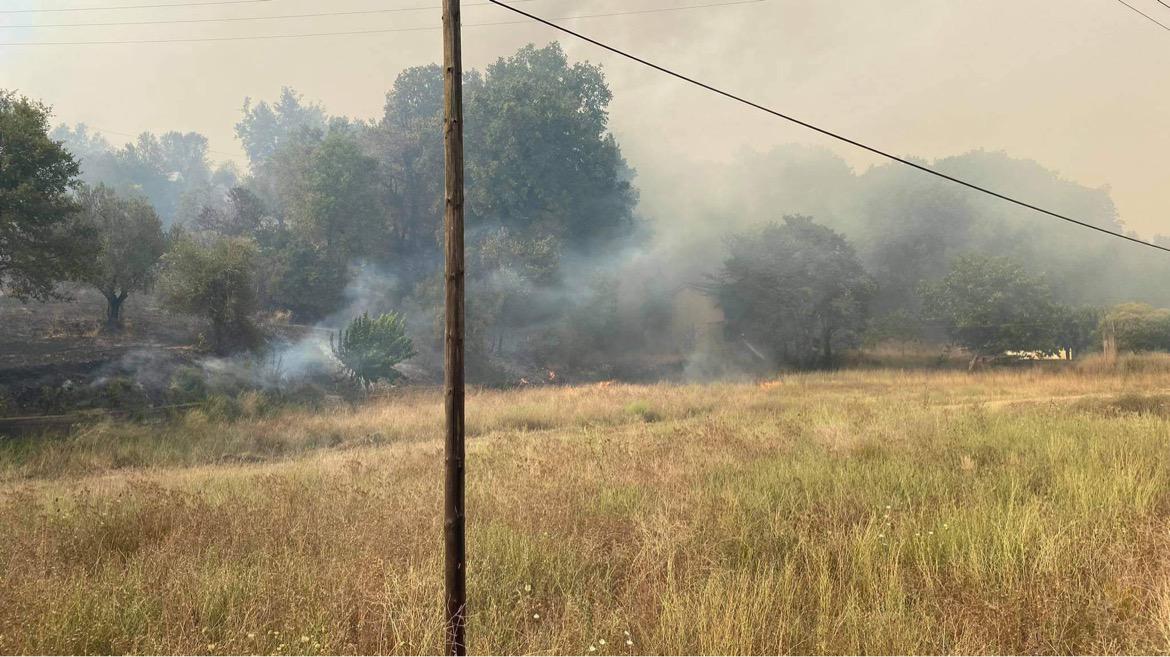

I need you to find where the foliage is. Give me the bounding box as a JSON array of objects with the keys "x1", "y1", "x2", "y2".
[
  {"x1": 158, "y1": 236, "x2": 260, "y2": 355},
  {"x1": 465, "y1": 43, "x2": 638, "y2": 250},
  {"x1": 264, "y1": 237, "x2": 349, "y2": 321},
  {"x1": 193, "y1": 187, "x2": 268, "y2": 238},
  {"x1": 1102, "y1": 302, "x2": 1170, "y2": 352},
  {"x1": 0, "y1": 91, "x2": 94, "y2": 299},
  {"x1": 235, "y1": 87, "x2": 327, "y2": 167},
  {"x1": 711, "y1": 215, "x2": 877, "y2": 369},
  {"x1": 283, "y1": 130, "x2": 385, "y2": 262},
  {"x1": 1051, "y1": 304, "x2": 1100, "y2": 359},
  {"x1": 52, "y1": 124, "x2": 226, "y2": 226},
  {"x1": 330, "y1": 312, "x2": 416, "y2": 385},
  {"x1": 919, "y1": 255, "x2": 1058, "y2": 357},
  {"x1": 74, "y1": 184, "x2": 167, "y2": 328},
  {"x1": 864, "y1": 309, "x2": 925, "y2": 346},
  {"x1": 228, "y1": 44, "x2": 639, "y2": 369}
]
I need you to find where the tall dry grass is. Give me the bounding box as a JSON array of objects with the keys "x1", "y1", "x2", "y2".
[{"x1": 3, "y1": 367, "x2": 1170, "y2": 654}]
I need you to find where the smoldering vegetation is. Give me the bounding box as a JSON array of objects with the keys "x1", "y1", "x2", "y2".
[{"x1": 6, "y1": 41, "x2": 1170, "y2": 420}]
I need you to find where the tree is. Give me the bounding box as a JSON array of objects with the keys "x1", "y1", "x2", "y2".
[
  {"x1": 264, "y1": 237, "x2": 349, "y2": 321},
  {"x1": 194, "y1": 186, "x2": 268, "y2": 238},
  {"x1": 253, "y1": 129, "x2": 385, "y2": 321},
  {"x1": 331, "y1": 312, "x2": 416, "y2": 385},
  {"x1": 52, "y1": 124, "x2": 216, "y2": 226},
  {"x1": 0, "y1": 91, "x2": 94, "y2": 299},
  {"x1": 158, "y1": 236, "x2": 260, "y2": 355},
  {"x1": 235, "y1": 87, "x2": 327, "y2": 167},
  {"x1": 710, "y1": 215, "x2": 877, "y2": 369},
  {"x1": 919, "y1": 255, "x2": 1058, "y2": 365},
  {"x1": 465, "y1": 43, "x2": 637, "y2": 251},
  {"x1": 285, "y1": 131, "x2": 385, "y2": 261},
  {"x1": 75, "y1": 185, "x2": 167, "y2": 329},
  {"x1": 1101, "y1": 303, "x2": 1170, "y2": 352},
  {"x1": 1051, "y1": 305, "x2": 1099, "y2": 359}
]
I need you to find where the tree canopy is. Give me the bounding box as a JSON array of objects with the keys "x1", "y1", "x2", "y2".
[
  {"x1": 52, "y1": 123, "x2": 231, "y2": 227},
  {"x1": 75, "y1": 184, "x2": 167, "y2": 328},
  {"x1": 1102, "y1": 303, "x2": 1170, "y2": 353},
  {"x1": 919, "y1": 255, "x2": 1058, "y2": 359},
  {"x1": 158, "y1": 236, "x2": 260, "y2": 355},
  {"x1": 0, "y1": 91, "x2": 94, "y2": 300},
  {"x1": 711, "y1": 215, "x2": 876, "y2": 369}
]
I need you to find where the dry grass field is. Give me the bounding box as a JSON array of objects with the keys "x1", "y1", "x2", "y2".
[{"x1": 4, "y1": 359, "x2": 1170, "y2": 654}]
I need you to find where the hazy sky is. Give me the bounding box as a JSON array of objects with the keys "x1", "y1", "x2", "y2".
[{"x1": 2, "y1": 0, "x2": 1168, "y2": 236}]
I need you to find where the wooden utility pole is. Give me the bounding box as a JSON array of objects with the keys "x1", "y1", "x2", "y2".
[{"x1": 441, "y1": 0, "x2": 467, "y2": 654}]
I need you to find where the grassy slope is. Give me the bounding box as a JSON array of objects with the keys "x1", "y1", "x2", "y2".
[{"x1": 3, "y1": 367, "x2": 1170, "y2": 654}]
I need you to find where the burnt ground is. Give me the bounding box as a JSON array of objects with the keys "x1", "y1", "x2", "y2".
[{"x1": 0, "y1": 287, "x2": 204, "y2": 418}]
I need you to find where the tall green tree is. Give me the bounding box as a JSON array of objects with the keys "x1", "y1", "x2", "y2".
[
  {"x1": 711, "y1": 215, "x2": 876, "y2": 369},
  {"x1": 75, "y1": 185, "x2": 167, "y2": 329},
  {"x1": 919, "y1": 255, "x2": 1058, "y2": 364},
  {"x1": 253, "y1": 129, "x2": 384, "y2": 320},
  {"x1": 286, "y1": 131, "x2": 385, "y2": 261},
  {"x1": 236, "y1": 87, "x2": 327, "y2": 168},
  {"x1": 466, "y1": 43, "x2": 637, "y2": 251},
  {"x1": 0, "y1": 91, "x2": 94, "y2": 300}
]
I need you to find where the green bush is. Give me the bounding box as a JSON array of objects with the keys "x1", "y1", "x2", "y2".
[
  {"x1": 1104, "y1": 303, "x2": 1170, "y2": 352},
  {"x1": 330, "y1": 312, "x2": 416, "y2": 386},
  {"x1": 625, "y1": 401, "x2": 662, "y2": 423}
]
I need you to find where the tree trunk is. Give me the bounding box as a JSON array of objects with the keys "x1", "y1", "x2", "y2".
[
  {"x1": 105, "y1": 291, "x2": 127, "y2": 331},
  {"x1": 968, "y1": 353, "x2": 986, "y2": 372}
]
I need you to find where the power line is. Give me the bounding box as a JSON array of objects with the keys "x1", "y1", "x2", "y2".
[
  {"x1": 486, "y1": 0, "x2": 1170, "y2": 256},
  {"x1": 0, "y1": 0, "x2": 765, "y2": 45},
  {"x1": 0, "y1": 1, "x2": 537, "y2": 29},
  {"x1": 1113, "y1": 0, "x2": 1170, "y2": 31},
  {"x1": 84, "y1": 124, "x2": 239, "y2": 159},
  {"x1": 1158, "y1": 0, "x2": 1170, "y2": 11},
  {"x1": 0, "y1": 0, "x2": 275, "y2": 14}
]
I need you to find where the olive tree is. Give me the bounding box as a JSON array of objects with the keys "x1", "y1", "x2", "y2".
[{"x1": 75, "y1": 185, "x2": 166, "y2": 329}]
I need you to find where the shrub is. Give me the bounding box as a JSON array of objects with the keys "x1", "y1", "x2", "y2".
[
  {"x1": 158, "y1": 236, "x2": 261, "y2": 355},
  {"x1": 625, "y1": 401, "x2": 662, "y2": 423},
  {"x1": 330, "y1": 312, "x2": 416, "y2": 386}
]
